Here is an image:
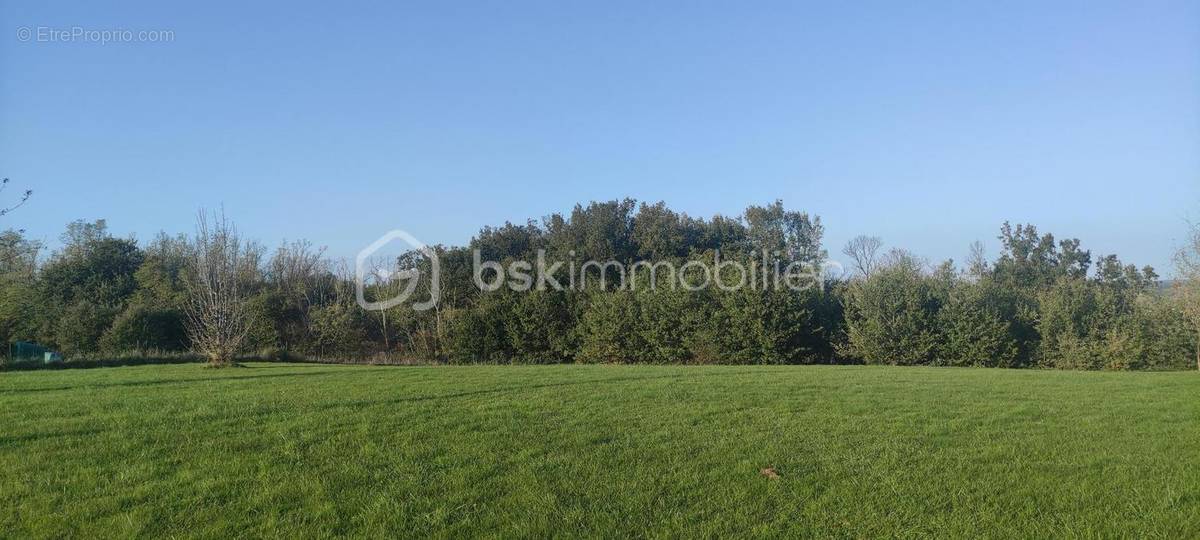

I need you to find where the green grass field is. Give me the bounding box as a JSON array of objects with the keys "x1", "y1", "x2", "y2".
[{"x1": 1, "y1": 363, "x2": 1198, "y2": 537}]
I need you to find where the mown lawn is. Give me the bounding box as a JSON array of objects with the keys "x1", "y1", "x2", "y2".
[{"x1": 1, "y1": 363, "x2": 1198, "y2": 538}]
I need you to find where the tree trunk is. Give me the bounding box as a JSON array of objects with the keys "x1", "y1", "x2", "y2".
[
  {"x1": 207, "y1": 352, "x2": 233, "y2": 368},
  {"x1": 1193, "y1": 323, "x2": 1200, "y2": 371},
  {"x1": 380, "y1": 309, "x2": 389, "y2": 350}
]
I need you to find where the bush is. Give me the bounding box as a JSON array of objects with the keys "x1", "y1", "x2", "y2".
[
  {"x1": 635, "y1": 286, "x2": 705, "y2": 363},
  {"x1": 575, "y1": 290, "x2": 642, "y2": 363},
  {"x1": 1033, "y1": 274, "x2": 1193, "y2": 370},
  {"x1": 937, "y1": 279, "x2": 1021, "y2": 367},
  {"x1": 242, "y1": 291, "x2": 284, "y2": 352},
  {"x1": 507, "y1": 290, "x2": 577, "y2": 363},
  {"x1": 698, "y1": 288, "x2": 819, "y2": 364},
  {"x1": 54, "y1": 302, "x2": 120, "y2": 357},
  {"x1": 1137, "y1": 294, "x2": 1197, "y2": 370},
  {"x1": 842, "y1": 260, "x2": 945, "y2": 365},
  {"x1": 100, "y1": 305, "x2": 188, "y2": 353},
  {"x1": 445, "y1": 291, "x2": 515, "y2": 363},
  {"x1": 308, "y1": 303, "x2": 370, "y2": 357}
]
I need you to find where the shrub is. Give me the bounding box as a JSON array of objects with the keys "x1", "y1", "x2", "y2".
[
  {"x1": 937, "y1": 279, "x2": 1021, "y2": 367},
  {"x1": 308, "y1": 303, "x2": 370, "y2": 357},
  {"x1": 634, "y1": 286, "x2": 707, "y2": 363},
  {"x1": 55, "y1": 302, "x2": 120, "y2": 357},
  {"x1": 575, "y1": 290, "x2": 642, "y2": 363},
  {"x1": 697, "y1": 288, "x2": 818, "y2": 364},
  {"x1": 507, "y1": 290, "x2": 577, "y2": 363},
  {"x1": 843, "y1": 258, "x2": 945, "y2": 365},
  {"x1": 100, "y1": 305, "x2": 188, "y2": 353},
  {"x1": 445, "y1": 291, "x2": 515, "y2": 363}
]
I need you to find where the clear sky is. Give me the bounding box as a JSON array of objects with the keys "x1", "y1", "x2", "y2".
[{"x1": 2, "y1": 1, "x2": 1197, "y2": 274}]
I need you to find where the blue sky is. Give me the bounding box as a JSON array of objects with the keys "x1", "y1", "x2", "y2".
[{"x1": 2, "y1": 1, "x2": 1197, "y2": 274}]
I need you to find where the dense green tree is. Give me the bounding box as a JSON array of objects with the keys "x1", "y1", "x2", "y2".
[
  {"x1": 993, "y1": 222, "x2": 1091, "y2": 290},
  {"x1": 634, "y1": 285, "x2": 706, "y2": 363},
  {"x1": 842, "y1": 253, "x2": 945, "y2": 365},
  {"x1": 808, "y1": 280, "x2": 847, "y2": 363},
  {"x1": 3, "y1": 205, "x2": 1192, "y2": 371},
  {"x1": 545, "y1": 199, "x2": 638, "y2": 263},
  {"x1": 705, "y1": 288, "x2": 819, "y2": 364},
  {"x1": 631, "y1": 202, "x2": 688, "y2": 260},
  {"x1": 243, "y1": 290, "x2": 285, "y2": 353},
  {"x1": 132, "y1": 233, "x2": 190, "y2": 309},
  {"x1": 1131, "y1": 293, "x2": 1196, "y2": 370},
  {"x1": 743, "y1": 200, "x2": 825, "y2": 265},
  {"x1": 1036, "y1": 277, "x2": 1102, "y2": 368},
  {"x1": 471, "y1": 221, "x2": 544, "y2": 262},
  {"x1": 111, "y1": 233, "x2": 192, "y2": 352},
  {"x1": 507, "y1": 290, "x2": 577, "y2": 363},
  {"x1": 100, "y1": 305, "x2": 189, "y2": 352},
  {"x1": 0, "y1": 229, "x2": 42, "y2": 345},
  {"x1": 36, "y1": 222, "x2": 144, "y2": 352},
  {"x1": 575, "y1": 289, "x2": 642, "y2": 363},
  {"x1": 445, "y1": 291, "x2": 515, "y2": 363},
  {"x1": 55, "y1": 302, "x2": 121, "y2": 356},
  {"x1": 692, "y1": 214, "x2": 748, "y2": 253},
  {"x1": 1175, "y1": 221, "x2": 1200, "y2": 370},
  {"x1": 309, "y1": 302, "x2": 370, "y2": 358},
  {"x1": 938, "y1": 278, "x2": 1021, "y2": 367},
  {"x1": 40, "y1": 236, "x2": 143, "y2": 309}
]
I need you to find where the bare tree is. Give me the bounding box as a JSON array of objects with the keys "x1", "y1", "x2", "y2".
[
  {"x1": 0, "y1": 230, "x2": 41, "y2": 275},
  {"x1": 270, "y1": 240, "x2": 326, "y2": 302},
  {"x1": 842, "y1": 235, "x2": 883, "y2": 279},
  {"x1": 0, "y1": 178, "x2": 32, "y2": 219},
  {"x1": 881, "y1": 248, "x2": 927, "y2": 272},
  {"x1": 268, "y1": 240, "x2": 328, "y2": 352},
  {"x1": 364, "y1": 254, "x2": 404, "y2": 351},
  {"x1": 966, "y1": 241, "x2": 989, "y2": 278},
  {"x1": 184, "y1": 211, "x2": 261, "y2": 366},
  {"x1": 1175, "y1": 220, "x2": 1200, "y2": 371}
]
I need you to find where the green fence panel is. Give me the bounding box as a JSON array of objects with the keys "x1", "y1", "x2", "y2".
[{"x1": 9, "y1": 341, "x2": 49, "y2": 364}]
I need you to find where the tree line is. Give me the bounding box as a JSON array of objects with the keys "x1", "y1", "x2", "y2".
[{"x1": 1, "y1": 199, "x2": 1197, "y2": 369}]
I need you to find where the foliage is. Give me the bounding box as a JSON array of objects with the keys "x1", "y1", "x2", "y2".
[
  {"x1": 1175, "y1": 220, "x2": 1200, "y2": 370},
  {"x1": 506, "y1": 290, "x2": 577, "y2": 363},
  {"x1": 0, "y1": 203, "x2": 1194, "y2": 370},
  {"x1": 937, "y1": 277, "x2": 1022, "y2": 367},
  {"x1": 575, "y1": 289, "x2": 642, "y2": 363},
  {"x1": 842, "y1": 254, "x2": 945, "y2": 365},
  {"x1": 635, "y1": 285, "x2": 705, "y2": 363},
  {"x1": 54, "y1": 302, "x2": 121, "y2": 356},
  {"x1": 308, "y1": 302, "x2": 370, "y2": 357},
  {"x1": 99, "y1": 305, "x2": 188, "y2": 353},
  {"x1": 445, "y1": 291, "x2": 516, "y2": 363}
]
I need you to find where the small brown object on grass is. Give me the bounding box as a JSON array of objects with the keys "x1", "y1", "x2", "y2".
[{"x1": 760, "y1": 467, "x2": 780, "y2": 480}]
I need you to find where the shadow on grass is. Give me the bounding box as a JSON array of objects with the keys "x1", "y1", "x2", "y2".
[
  {"x1": 0, "y1": 427, "x2": 105, "y2": 447},
  {"x1": 301, "y1": 369, "x2": 765, "y2": 413},
  {"x1": 0, "y1": 372, "x2": 752, "y2": 448},
  {"x1": 0, "y1": 368, "x2": 393, "y2": 395},
  {"x1": 1, "y1": 356, "x2": 203, "y2": 372},
  {"x1": 240, "y1": 362, "x2": 409, "y2": 369}
]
